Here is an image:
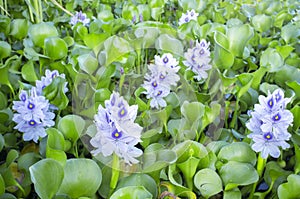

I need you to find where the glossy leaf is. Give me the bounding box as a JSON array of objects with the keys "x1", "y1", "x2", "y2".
[
  {"x1": 28, "y1": 22, "x2": 58, "y2": 47},
  {"x1": 58, "y1": 159, "x2": 102, "y2": 198},
  {"x1": 10, "y1": 19, "x2": 30, "y2": 40},
  {"x1": 46, "y1": 128, "x2": 67, "y2": 166},
  {"x1": 57, "y1": 115, "x2": 85, "y2": 144},
  {"x1": 217, "y1": 142, "x2": 256, "y2": 165},
  {"x1": 214, "y1": 31, "x2": 234, "y2": 70},
  {"x1": 278, "y1": 174, "x2": 300, "y2": 199},
  {"x1": 29, "y1": 159, "x2": 64, "y2": 199},
  {"x1": 21, "y1": 61, "x2": 38, "y2": 82},
  {"x1": 44, "y1": 37, "x2": 68, "y2": 60},
  {"x1": 219, "y1": 161, "x2": 258, "y2": 190},
  {"x1": 110, "y1": 186, "x2": 152, "y2": 199},
  {"x1": 194, "y1": 168, "x2": 223, "y2": 198},
  {"x1": 0, "y1": 41, "x2": 11, "y2": 60},
  {"x1": 155, "y1": 34, "x2": 183, "y2": 56},
  {"x1": 116, "y1": 173, "x2": 157, "y2": 198}
]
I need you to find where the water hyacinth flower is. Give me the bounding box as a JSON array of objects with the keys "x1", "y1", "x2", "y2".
[
  {"x1": 183, "y1": 39, "x2": 212, "y2": 81},
  {"x1": 142, "y1": 53, "x2": 180, "y2": 109},
  {"x1": 90, "y1": 92, "x2": 143, "y2": 165},
  {"x1": 246, "y1": 89, "x2": 293, "y2": 159},
  {"x1": 70, "y1": 11, "x2": 90, "y2": 27},
  {"x1": 12, "y1": 88, "x2": 55, "y2": 143},
  {"x1": 178, "y1": 9, "x2": 199, "y2": 26},
  {"x1": 36, "y1": 69, "x2": 68, "y2": 96}
]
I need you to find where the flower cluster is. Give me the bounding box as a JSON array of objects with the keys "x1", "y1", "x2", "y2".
[
  {"x1": 183, "y1": 39, "x2": 212, "y2": 81},
  {"x1": 142, "y1": 53, "x2": 180, "y2": 109},
  {"x1": 70, "y1": 11, "x2": 90, "y2": 27},
  {"x1": 36, "y1": 69, "x2": 68, "y2": 96},
  {"x1": 13, "y1": 69, "x2": 68, "y2": 142},
  {"x1": 13, "y1": 88, "x2": 55, "y2": 143},
  {"x1": 178, "y1": 9, "x2": 199, "y2": 26},
  {"x1": 246, "y1": 89, "x2": 293, "y2": 159},
  {"x1": 90, "y1": 92, "x2": 143, "y2": 165}
]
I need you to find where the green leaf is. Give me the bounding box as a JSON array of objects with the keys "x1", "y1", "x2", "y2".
[
  {"x1": 172, "y1": 140, "x2": 208, "y2": 163},
  {"x1": 223, "y1": 188, "x2": 241, "y2": 199},
  {"x1": 6, "y1": 149, "x2": 19, "y2": 166},
  {"x1": 58, "y1": 159, "x2": 102, "y2": 198},
  {"x1": 43, "y1": 77, "x2": 69, "y2": 110},
  {"x1": 0, "y1": 41, "x2": 11, "y2": 60},
  {"x1": 155, "y1": 34, "x2": 184, "y2": 56},
  {"x1": 83, "y1": 33, "x2": 109, "y2": 49},
  {"x1": 21, "y1": 61, "x2": 38, "y2": 82},
  {"x1": 177, "y1": 157, "x2": 200, "y2": 189},
  {"x1": 57, "y1": 115, "x2": 85, "y2": 144},
  {"x1": 0, "y1": 91, "x2": 7, "y2": 110},
  {"x1": 260, "y1": 48, "x2": 284, "y2": 72},
  {"x1": 291, "y1": 106, "x2": 300, "y2": 131},
  {"x1": 110, "y1": 186, "x2": 152, "y2": 199},
  {"x1": 263, "y1": 161, "x2": 292, "y2": 187},
  {"x1": 28, "y1": 22, "x2": 58, "y2": 47},
  {"x1": 274, "y1": 65, "x2": 300, "y2": 87},
  {"x1": 0, "y1": 174, "x2": 5, "y2": 195},
  {"x1": 286, "y1": 81, "x2": 300, "y2": 101},
  {"x1": 281, "y1": 23, "x2": 300, "y2": 44},
  {"x1": 251, "y1": 14, "x2": 273, "y2": 32},
  {"x1": 29, "y1": 159, "x2": 64, "y2": 199},
  {"x1": 0, "y1": 134, "x2": 4, "y2": 152},
  {"x1": 217, "y1": 142, "x2": 256, "y2": 165},
  {"x1": 44, "y1": 37, "x2": 68, "y2": 60},
  {"x1": 227, "y1": 24, "x2": 253, "y2": 58},
  {"x1": 194, "y1": 168, "x2": 223, "y2": 198},
  {"x1": 116, "y1": 174, "x2": 157, "y2": 198},
  {"x1": 10, "y1": 19, "x2": 30, "y2": 40},
  {"x1": 294, "y1": 144, "x2": 300, "y2": 174},
  {"x1": 219, "y1": 161, "x2": 258, "y2": 190},
  {"x1": 214, "y1": 31, "x2": 234, "y2": 70},
  {"x1": 181, "y1": 101, "x2": 205, "y2": 124},
  {"x1": 278, "y1": 174, "x2": 300, "y2": 199},
  {"x1": 46, "y1": 128, "x2": 67, "y2": 166},
  {"x1": 78, "y1": 53, "x2": 98, "y2": 75}
]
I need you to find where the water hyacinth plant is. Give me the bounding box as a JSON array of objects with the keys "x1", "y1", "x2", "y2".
[
  {"x1": 247, "y1": 89, "x2": 293, "y2": 159},
  {"x1": 90, "y1": 92, "x2": 143, "y2": 165},
  {"x1": 0, "y1": 0, "x2": 300, "y2": 198}
]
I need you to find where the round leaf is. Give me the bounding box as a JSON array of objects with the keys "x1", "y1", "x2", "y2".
[
  {"x1": 194, "y1": 168, "x2": 223, "y2": 198},
  {"x1": 57, "y1": 115, "x2": 85, "y2": 144},
  {"x1": 29, "y1": 159, "x2": 64, "y2": 199},
  {"x1": 44, "y1": 37, "x2": 68, "y2": 60},
  {"x1": 110, "y1": 186, "x2": 152, "y2": 199},
  {"x1": 278, "y1": 174, "x2": 300, "y2": 199},
  {"x1": 217, "y1": 142, "x2": 256, "y2": 165},
  {"x1": 0, "y1": 41, "x2": 11, "y2": 60},
  {"x1": 28, "y1": 22, "x2": 58, "y2": 47},
  {"x1": 58, "y1": 159, "x2": 102, "y2": 198}
]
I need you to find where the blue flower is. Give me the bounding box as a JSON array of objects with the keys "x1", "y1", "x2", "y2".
[
  {"x1": 183, "y1": 39, "x2": 212, "y2": 81},
  {"x1": 142, "y1": 54, "x2": 180, "y2": 109},
  {"x1": 12, "y1": 88, "x2": 55, "y2": 142},
  {"x1": 90, "y1": 92, "x2": 143, "y2": 165},
  {"x1": 70, "y1": 11, "x2": 90, "y2": 27},
  {"x1": 246, "y1": 89, "x2": 293, "y2": 159},
  {"x1": 36, "y1": 69, "x2": 68, "y2": 96},
  {"x1": 248, "y1": 132, "x2": 290, "y2": 159},
  {"x1": 178, "y1": 9, "x2": 199, "y2": 26}
]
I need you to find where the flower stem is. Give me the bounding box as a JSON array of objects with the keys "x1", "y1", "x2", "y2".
[
  {"x1": 109, "y1": 153, "x2": 120, "y2": 196},
  {"x1": 249, "y1": 153, "x2": 267, "y2": 199}
]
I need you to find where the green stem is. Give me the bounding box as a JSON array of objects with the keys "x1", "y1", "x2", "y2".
[
  {"x1": 38, "y1": 0, "x2": 43, "y2": 22},
  {"x1": 33, "y1": 0, "x2": 40, "y2": 23},
  {"x1": 0, "y1": 0, "x2": 3, "y2": 15},
  {"x1": 229, "y1": 99, "x2": 239, "y2": 129},
  {"x1": 119, "y1": 74, "x2": 125, "y2": 95},
  {"x1": 109, "y1": 153, "x2": 120, "y2": 196},
  {"x1": 49, "y1": 0, "x2": 74, "y2": 16},
  {"x1": 249, "y1": 153, "x2": 267, "y2": 199}
]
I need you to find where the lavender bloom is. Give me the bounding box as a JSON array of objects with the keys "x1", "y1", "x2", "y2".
[
  {"x1": 142, "y1": 53, "x2": 180, "y2": 109},
  {"x1": 249, "y1": 132, "x2": 290, "y2": 159},
  {"x1": 12, "y1": 88, "x2": 55, "y2": 142},
  {"x1": 183, "y1": 39, "x2": 212, "y2": 81},
  {"x1": 246, "y1": 89, "x2": 293, "y2": 159},
  {"x1": 36, "y1": 69, "x2": 68, "y2": 96},
  {"x1": 178, "y1": 9, "x2": 199, "y2": 26},
  {"x1": 70, "y1": 11, "x2": 90, "y2": 27},
  {"x1": 90, "y1": 92, "x2": 143, "y2": 165}
]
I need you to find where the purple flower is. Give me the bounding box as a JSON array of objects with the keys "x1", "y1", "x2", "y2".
[
  {"x1": 142, "y1": 53, "x2": 180, "y2": 109},
  {"x1": 249, "y1": 132, "x2": 290, "y2": 159},
  {"x1": 246, "y1": 89, "x2": 293, "y2": 159},
  {"x1": 178, "y1": 9, "x2": 199, "y2": 26},
  {"x1": 90, "y1": 92, "x2": 143, "y2": 165},
  {"x1": 183, "y1": 39, "x2": 212, "y2": 81},
  {"x1": 70, "y1": 11, "x2": 90, "y2": 27},
  {"x1": 12, "y1": 88, "x2": 55, "y2": 142},
  {"x1": 36, "y1": 69, "x2": 68, "y2": 96}
]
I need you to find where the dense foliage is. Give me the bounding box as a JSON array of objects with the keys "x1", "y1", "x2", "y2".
[{"x1": 0, "y1": 0, "x2": 300, "y2": 198}]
